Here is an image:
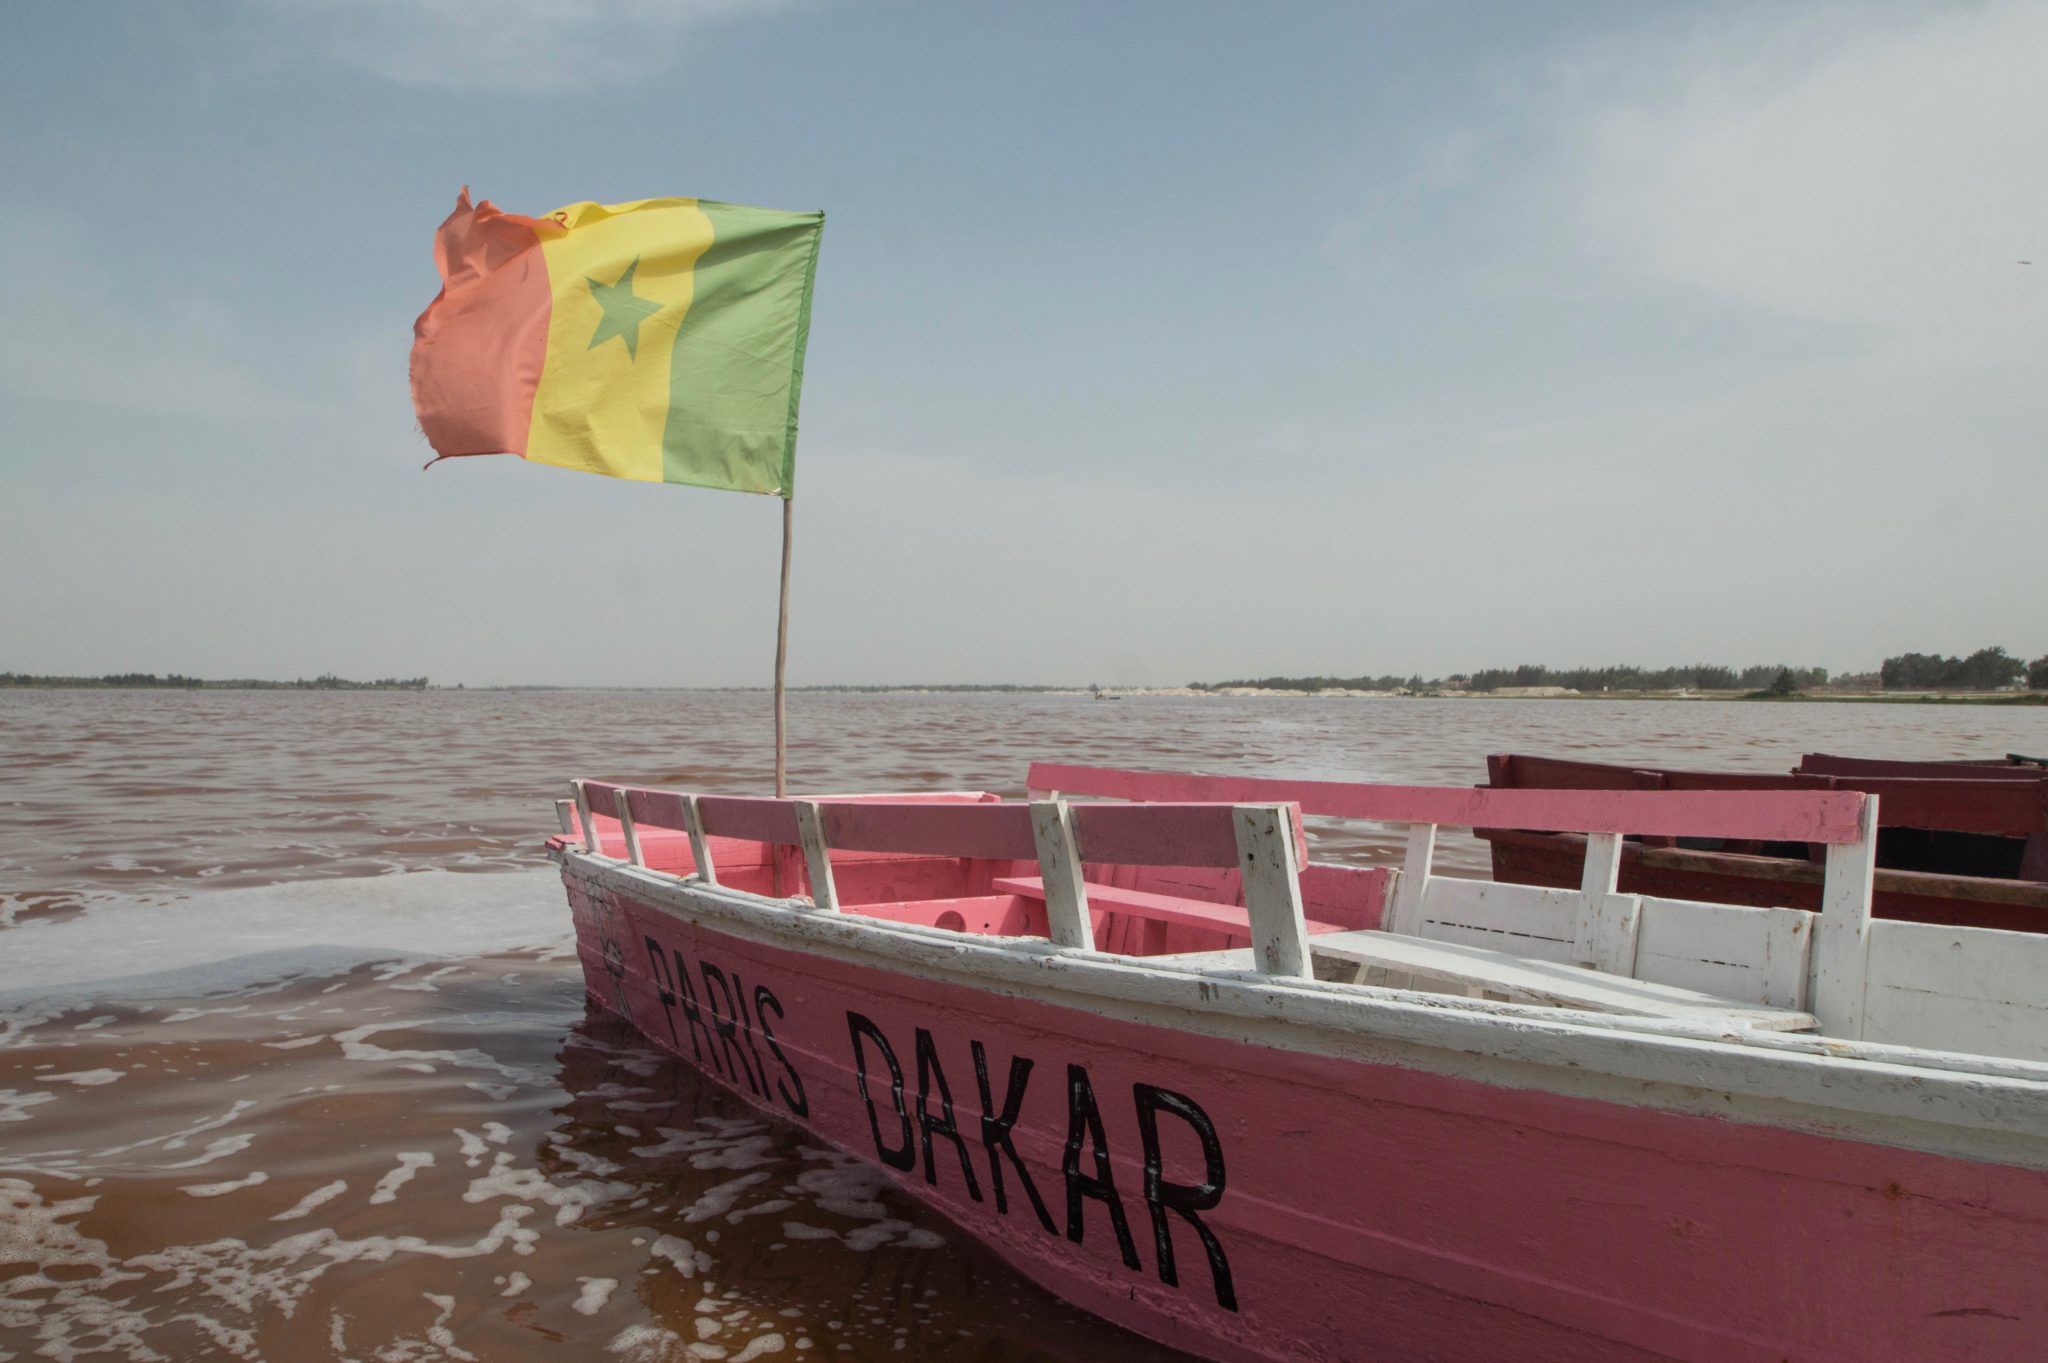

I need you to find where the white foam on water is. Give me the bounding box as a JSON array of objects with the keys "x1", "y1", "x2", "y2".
[
  {"x1": 332, "y1": 1018, "x2": 545, "y2": 1087},
  {"x1": 271, "y1": 1180, "x2": 349, "y2": 1222},
  {"x1": 0, "y1": 870, "x2": 569, "y2": 1009},
  {"x1": 649, "y1": 1233, "x2": 711, "y2": 1279},
  {"x1": 610, "y1": 1324, "x2": 686, "y2": 1361},
  {"x1": 681, "y1": 1172, "x2": 771, "y2": 1224},
  {"x1": 464, "y1": 1150, "x2": 635, "y2": 1227},
  {"x1": 35, "y1": 1069, "x2": 125, "y2": 1087},
  {"x1": 575, "y1": 1276, "x2": 619, "y2": 1315},
  {"x1": 0, "y1": 1088, "x2": 56, "y2": 1123},
  {"x1": 368, "y1": 1152, "x2": 435, "y2": 1205},
  {"x1": 179, "y1": 1171, "x2": 269, "y2": 1198},
  {"x1": 159, "y1": 1134, "x2": 255, "y2": 1171}
]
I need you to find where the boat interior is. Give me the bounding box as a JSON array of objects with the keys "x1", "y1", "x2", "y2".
[{"x1": 556, "y1": 763, "x2": 2048, "y2": 1064}]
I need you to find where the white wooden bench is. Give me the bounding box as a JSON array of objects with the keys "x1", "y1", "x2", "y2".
[
  {"x1": 1026, "y1": 762, "x2": 1879, "y2": 1036},
  {"x1": 1306, "y1": 931, "x2": 1817, "y2": 1029}
]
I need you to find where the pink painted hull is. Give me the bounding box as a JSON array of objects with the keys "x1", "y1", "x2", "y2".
[{"x1": 562, "y1": 866, "x2": 2048, "y2": 1363}]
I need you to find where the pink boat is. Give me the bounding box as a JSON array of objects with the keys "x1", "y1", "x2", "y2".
[{"x1": 548, "y1": 762, "x2": 2048, "y2": 1363}]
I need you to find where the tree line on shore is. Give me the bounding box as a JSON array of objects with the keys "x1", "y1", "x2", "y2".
[
  {"x1": 1194, "y1": 647, "x2": 2048, "y2": 694},
  {"x1": 0, "y1": 672, "x2": 431, "y2": 690}
]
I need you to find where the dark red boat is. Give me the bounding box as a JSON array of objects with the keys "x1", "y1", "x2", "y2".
[{"x1": 1482, "y1": 752, "x2": 2048, "y2": 932}]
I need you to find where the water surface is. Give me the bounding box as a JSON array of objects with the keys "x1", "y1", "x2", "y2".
[{"x1": 3, "y1": 690, "x2": 2042, "y2": 1360}]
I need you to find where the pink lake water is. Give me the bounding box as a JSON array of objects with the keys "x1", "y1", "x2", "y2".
[{"x1": 3, "y1": 689, "x2": 2043, "y2": 1360}]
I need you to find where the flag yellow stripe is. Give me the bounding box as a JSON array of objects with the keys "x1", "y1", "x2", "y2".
[{"x1": 525, "y1": 198, "x2": 714, "y2": 483}]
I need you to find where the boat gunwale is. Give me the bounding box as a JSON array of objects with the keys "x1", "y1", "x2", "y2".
[{"x1": 558, "y1": 845, "x2": 2048, "y2": 1169}]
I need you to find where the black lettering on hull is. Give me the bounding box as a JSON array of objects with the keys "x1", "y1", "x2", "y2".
[
  {"x1": 700, "y1": 962, "x2": 764, "y2": 1097},
  {"x1": 972, "y1": 1040, "x2": 1057, "y2": 1234},
  {"x1": 847, "y1": 1011, "x2": 916, "y2": 1171},
  {"x1": 914, "y1": 1028, "x2": 982, "y2": 1201},
  {"x1": 755, "y1": 984, "x2": 807, "y2": 1116},
  {"x1": 1135, "y1": 1082, "x2": 1236, "y2": 1311},
  {"x1": 1062, "y1": 1063, "x2": 1141, "y2": 1270}
]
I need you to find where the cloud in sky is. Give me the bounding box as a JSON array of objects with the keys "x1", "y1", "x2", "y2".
[
  {"x1": 247, "y1": 0, "x2": 790, "y2": 91},
  {"x1": 1573, "y1": 1, "x2": 2048, "y2": 354}
]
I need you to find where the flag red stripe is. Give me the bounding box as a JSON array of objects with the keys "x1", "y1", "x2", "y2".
[{"x1": 409, "y1": 188, "x2": 554, "y2": 458}]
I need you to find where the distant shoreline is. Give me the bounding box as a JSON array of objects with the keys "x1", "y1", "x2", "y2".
[
  {"x1": 4, "y1": 676, "x2": 2042, "y2": 704},
  {"x1": 0, "y1": 673, "x2": 429, "y2": 692}
]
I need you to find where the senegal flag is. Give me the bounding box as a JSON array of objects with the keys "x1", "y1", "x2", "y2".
[{"x1": 410, "y1": 189, "x2": 823, "y2": 498}]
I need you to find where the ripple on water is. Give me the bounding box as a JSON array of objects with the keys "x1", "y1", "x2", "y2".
[
  {"x1": 3, "y1": 689, "x2": 2044, "y2": 1358},
  {"x1": 0, "y1": 949, "x2": 1200, "y2": 1362}
]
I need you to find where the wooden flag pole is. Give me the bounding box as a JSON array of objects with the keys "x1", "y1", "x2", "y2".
[{"x1": 773, "y1": 495, "x2": 793, "y2": 797}]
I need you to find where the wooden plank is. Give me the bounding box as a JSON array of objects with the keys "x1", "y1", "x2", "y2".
[
  {"x1": 554, "y1": 798, "x2": 578, "y2": 837},
  {"x1": 1025, "y1": 762, "x2": 1868, "y2": 844},
  {"x1": 1069, "y1": 801, "x2": 1242, "y2": 868},
  {"x1": 1383, "y1": 823, "x2": 1436, "y2": 937},
  {"x1": 696, "y1": 795, "x2": 804, "y2": 847},
  {"x1": 1800, "y1": 752, "x2": 2048, "y2": 782},
  {"x1": 994, "y1": 876, "x2": 1344, "y2": 937},
  {"x1": 792, "y1": 800, "x2": 839, "y2": 912},
  {"x1": 621, "y1": 787, "x2": 684, "y2": 832},
  {"x1": 1635, "y1": 897, "x2": 1814, "y2": 1009},
  {"x1": 1571, "y1": 832, "x2": 1640, "y2": 975},
  {"x1": 612, "y1": 787, "x2": 645, "y2": 867},
  {"x1": 1415, "y1": 877, "x2": 1578, "y2": 963},
  {"x1": 1306, "y1": 931, "x2": 1817, "y2": 1029},
  {"x1": 1813, "y1": 776, "x2": 2047, "y2": 837},
  {"x1": 1864, "y1": 919, "x2": 2048, "y2": 1061},
  {"x1": 817, "y1": 800, "x2": 1037, "y2": 860},
  {"x1": 1812, "y1": 796, "x2": 1879, "y2": 1037},
  {"x1": 1029, "y1": 801, "x2": 1095, "y2": 950},
  {"x1": 1298, "y1": 863, "x2": 1397, "y2": 932},
  {"x1": 1145, "y1": 946, "x2": 1258, "y2": 969},
  {"x1": 572, "y1": 780, "x2": 605, "y2": 858},
  {"x1": 1486, "y1": 753, "x2": 1657, "y2": 791},
  {"x1": 1234, "y1": 804, "x2": 1311, "y2": 979},
  {"x1": 680, "y1": 794, "x2": 717, "y2": 885}
]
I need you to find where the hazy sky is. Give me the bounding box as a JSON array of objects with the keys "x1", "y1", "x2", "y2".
[{"x1": 3, "y1": 1, "x2": 2043, "y2": 687}]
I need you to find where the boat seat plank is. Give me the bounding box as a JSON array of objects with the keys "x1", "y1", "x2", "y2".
[
  {"x1": 992, "y1": 875, "x2": 1345, "y2": 937},
  {"x1": 1307, "y1": 930, "x2": 1820, "y2": 1030}
]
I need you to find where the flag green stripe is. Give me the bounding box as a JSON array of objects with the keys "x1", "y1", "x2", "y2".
[{"x1": 662, "y1": 201, "x2": 825, "y2": 498}]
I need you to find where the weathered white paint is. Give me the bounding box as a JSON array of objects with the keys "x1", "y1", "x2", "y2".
[
  {"x1": 1306, "y1": 931, "x2": 1815, "y2": 1029},
  {"x1": 554, "y1": 798, "x2": 578, "y2": 837},
  {"x1": 1384, "y1": 823, "x2": 1436, "y2": 936},
  {"x1": 1813, "y1": 796, "x2": 1879, "y2": 1037},
  {"x1": 612, "y1": 787, "x2": 645, "y2": 868},
  {"x1": 1413, "y1": 878, "x2": 1580, "y2": 960},
  {"x1": 1636, "y1": 897, "x2": 1813, "y2": 1010},
  {"x1": 792, "y1": 799, "x2": 838, "y2": 912},
  {"x1": 1572, "y1": 832, "x2": 1641, "y2": 976},
  {"x1": 680, "y1": 794, "x2": 717, "y2": 885},
  {"x1": 1233, "y1": 804, "x2": 1311, "y2": 979},
  {"x1": 1028, "y1": 799, "x2": 1094, "y2": 950},
  {"x1": 1864, "y1": 918, "x2": 2048, "y2": 1063}
]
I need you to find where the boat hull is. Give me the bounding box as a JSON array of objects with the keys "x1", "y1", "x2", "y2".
[{"x1": 561, "y1": 858, "x2": 2048, "y2": 1363}]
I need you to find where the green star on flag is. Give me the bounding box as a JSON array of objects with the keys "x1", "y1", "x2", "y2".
[{"x1": 586, "y1": 257, "x2": 663, "y2": 360}]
